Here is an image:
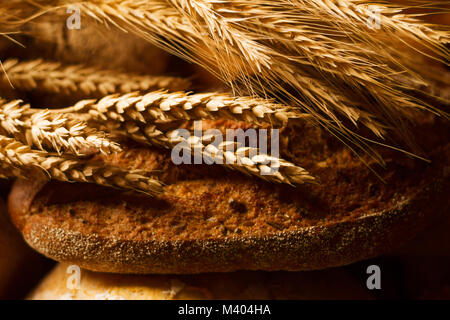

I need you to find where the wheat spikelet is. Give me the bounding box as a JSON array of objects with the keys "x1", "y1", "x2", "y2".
[
  {"x1": 0, "y1": 58, "x2": 191, "y2": 98},
  {"x1": 47, "y1": 0, "x2": 449, "y2": 161},
  {"x1": 0, "y1": 99, "x2": 121, "y2": 155},
  {"x1": 0, "y1": 134, "x2": 163, "y2": 194},
  {"x1": 94, "y1": 118, "x2": 316, "y2": 185}
]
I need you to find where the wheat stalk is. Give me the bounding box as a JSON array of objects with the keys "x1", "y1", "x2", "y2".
[
  {"x1": 54, "y1": 90, "x2": 307, "y2": 127},
  {"x1": 0, "y1": 99, "x2": 121, "y2": 155},
  {"x1": 0, "y1": 58, "x2": 192, "y2": 98},
  {"x1": 0, "y1": 134, "x2": 163, "y2": 194}
]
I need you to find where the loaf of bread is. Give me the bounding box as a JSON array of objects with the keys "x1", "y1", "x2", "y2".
[
  {"x1": 8, "y1": 115, "x2": 449, "y2": 274},
  {"x1": 29, "y1": 263, "x2": 373, "y2": 300}
]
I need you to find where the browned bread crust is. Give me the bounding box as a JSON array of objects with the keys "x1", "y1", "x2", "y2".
[{"x1": 8, "y1": 117, "x2": 450, "y2": 274}]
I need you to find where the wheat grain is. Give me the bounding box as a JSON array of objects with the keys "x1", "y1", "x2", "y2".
[
  {"x1": 0, "y1": 99, "x2": 121, "y2": 155},
  {"x1": 0, "y1": 58, "x2": 191, "y2": 98},
  {"x1": 95, "y1": 0, "x2": 449, "y2": 148},
  {"x1": 0, "y1": 134, "x2": 163, "y2": 194}
]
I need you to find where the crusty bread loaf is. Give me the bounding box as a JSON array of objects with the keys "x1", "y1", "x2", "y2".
[
  {"x1": 29, "y1": 263, "x2": 373, "y2": 300},
  {"x1": 8, "y1": 115, "x2": 449, "y2": 274}
]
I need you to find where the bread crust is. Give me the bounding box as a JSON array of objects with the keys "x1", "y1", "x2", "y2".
[
  {"x1": 9, "y1": 175, "x2": 448, "y2": 274},
  {"x1": 8, "y1": 118, "x2": 450, "y2": 274}
]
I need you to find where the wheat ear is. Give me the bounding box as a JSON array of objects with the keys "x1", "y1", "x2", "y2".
[
  {"x1": 0, "y1": 134, "x2": 163, "y2": 194},
  {"x1": 0, "y1": 99, "x2": 120, "y2": 155},
  {"x1": 0, "y1": 58, "x2": 191, "y2": 98},
  {"x1": 54, "y1": 91, "x2": 307, "y2": 128},
  {"x1": 93, "y1": 118, "x2": 315, "y2": 185}
]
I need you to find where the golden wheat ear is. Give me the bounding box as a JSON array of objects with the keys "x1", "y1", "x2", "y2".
[
  {"x1": 0, "y1": 58, "x2": 192, "y2": 98},
  {"x1": 52, "y1": 90, "x2": 309, "y2": 127},
  {"x1": 4, "y1": 0, "x2": 449, "y2": 162},
  {"x1": 0, "y1": 99, "x2": 121, "y2": 156},
  {"x1": 0, "y1": 134, "x2": 163, "y2": 195},
  {"x1": 91, "y1": 119, "x2": 317, "y2": 186},
  {"x1": 169, "y1": 1, "x2": 448, "y2": 134}
]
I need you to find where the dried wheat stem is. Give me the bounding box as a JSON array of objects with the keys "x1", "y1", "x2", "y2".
[
  {"x1": 97, "y1": 119, "x2": 315, "y2": 185},
  {"x1": 56, "y1": 90, "x2": 307, "y2": 128},
  {"x1": 0, "y1": 99, "x2": 121, "y2": 155},
  {"x1": 0, "y1": 58, "x2": 191, "y2": 98},
  {"x1": 0, "y1": 134, "x2": 163, "y2": 194}
]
